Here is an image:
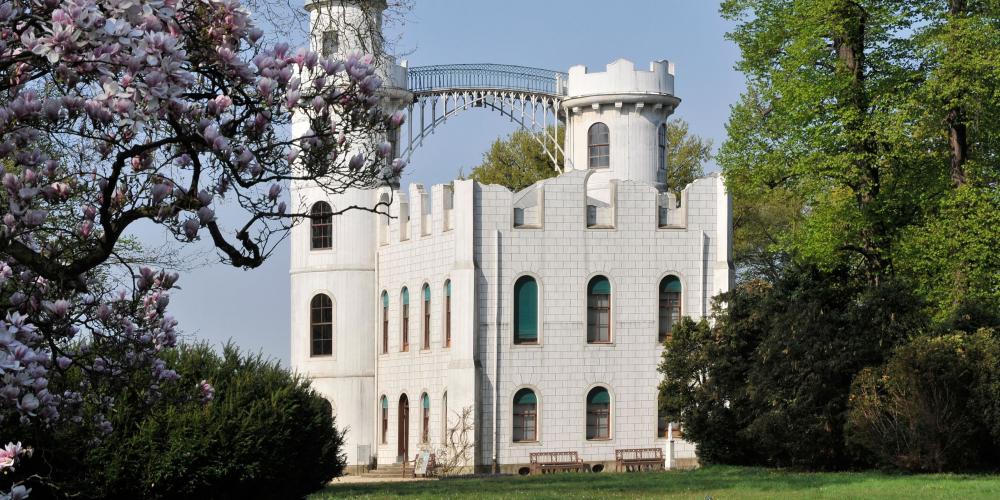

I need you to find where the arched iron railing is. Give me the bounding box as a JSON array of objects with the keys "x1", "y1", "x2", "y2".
[{"x1": 407, "y1": 64, "x2": 567, "y2": 96}]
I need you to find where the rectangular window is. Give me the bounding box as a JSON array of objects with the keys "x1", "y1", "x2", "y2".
[
  {"x1": 587, "y1": 294, "x2": 611, "y2": 343},
  {"x1": 513, "y1": 404, "x2": 537, "y2": 442},
  {"x1": 321, "y1": 29, "x2": 339, "y2": 57},
  {"x1": 586, "y1": 405, "x2": 610, "y2": 439}
]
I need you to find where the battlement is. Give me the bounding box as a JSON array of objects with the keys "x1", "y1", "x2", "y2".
[
  {"x1": 377, "y1": 182, "x2": 456, "y2": 245},
  {"x1": 566, "y1": 59, "x2": 675, "y2": 99}
]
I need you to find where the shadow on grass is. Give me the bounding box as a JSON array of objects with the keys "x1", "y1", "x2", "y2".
[{"x1": 312, "y1": 465, "x2": 1000, "y2": 499}]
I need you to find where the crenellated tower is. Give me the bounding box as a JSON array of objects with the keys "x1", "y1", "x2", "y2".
[{"x1": 289, "y1": 0, "x2": 411, "y2": 472}]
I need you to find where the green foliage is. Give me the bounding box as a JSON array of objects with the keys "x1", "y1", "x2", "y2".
[
  {"x1": 76, "y1": 343, "x2": 344, "y2": 499},
  {"x1": 659, "y1": 264, "x2": 925, "y2": 469},
  {"x1": 467, "y1": 120, "x2": 710, "y2": 193},
  {"x1": 847, "y1": 331, "x2": 1000, "y2": 472},
  {"x1": 468, "y1": 126, "x2": 564, "y2": 191}
]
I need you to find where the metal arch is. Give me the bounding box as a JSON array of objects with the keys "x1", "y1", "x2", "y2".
[
  {"x1": 408, "y1": 64, "x2": 567, "y2": 96},
  {"x1": 401, "y1": 90, "x2": 566, "y2": 171},
  {"x1": 402, "y1": 65, "x2": 569, "y2": 171}
]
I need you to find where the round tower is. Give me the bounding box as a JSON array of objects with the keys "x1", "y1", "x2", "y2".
[
  {"x1": 290, "y1": 0, "x2": 410, "y2": 473},
  {"x1": 562, "y1": 59, "x2": 680, "y2": 200}
]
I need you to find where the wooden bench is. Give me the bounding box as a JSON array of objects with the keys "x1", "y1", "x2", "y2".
[
  {"x1": 615, "y1": 448, "x2": 664, "y2": 472},
  {"x1": 529, "y1": 451, "x2": 585, "y2": 474}
]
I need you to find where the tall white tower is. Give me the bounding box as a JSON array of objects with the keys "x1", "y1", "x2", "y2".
[{"x1": 290, "y1": 0, "x2": 410, "y2": 472}]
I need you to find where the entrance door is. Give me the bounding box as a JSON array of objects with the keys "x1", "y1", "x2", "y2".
[{"x1": 397, "y1": 394, "x2": 409, "y2": 462}]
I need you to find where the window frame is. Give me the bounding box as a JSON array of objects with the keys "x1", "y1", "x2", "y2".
[
  {"x1": 381, "y1": 396, "x2": 389, "y2": 444},
  {"x1": 587, "y1": 122, "x2": 610, "y2": 169},
  {"x1": 309, "y1": 294, "x2": 334, "y2": 357},
  {"x1": 420, "y1": 392, "x2": 430, "y2": 444},
  {"x1": 658, "y1": 275, "x2": 683, "y2": 343},
  {"x1": 444, "y1": 280, "x2": 452, "y2": 348},
  {"x1": 309, "y1": 201, "x2": 333, "y2": 250},
  {"x1": 512, "y1": 388, "x2": 538, "y2": 443},
  {"x1": 422, "y1": 284, "x2": 431, "y2": 350},
  {"x1": 381, "y1": 291, "x2": 389, "y2": 354},
  {"x1": 513, "y1": 275, "x2": 540, "y2": 345},
  {"x1": 586, "y1": 276, "x2": 612, "y2": 344},
  {"x1": 585, "y1": 386, "x2": 612, "y2": 440},
  {"x1": 400, "y1": 287, "x2": 409, "y2": 352},
  {"x1": 658, "y1": 123, "x2": 667, "y2": 172}
]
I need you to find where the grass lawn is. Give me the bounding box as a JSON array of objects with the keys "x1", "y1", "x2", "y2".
[{"x1": 312, "y1": 465, "x2": 1000, "y2": 499}]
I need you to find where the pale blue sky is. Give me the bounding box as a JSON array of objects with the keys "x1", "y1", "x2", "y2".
[{"x1": 166, "y1": 0, "x2": 744, "y2": 365}]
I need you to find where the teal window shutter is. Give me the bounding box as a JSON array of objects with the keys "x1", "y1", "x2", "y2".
[
  {"x1": 445, "y1": 280, "x2": 451, "y2": 296},
  {"x1": 401, "y1": 287, "x2": 409, "y2": 305},
  {"x1": 660, "y1": 276, "x2": 682, "y2": 293},
  {"x1": 514, "y1": 389, "x2": 537, "y2": 405},
  {"x1": 382, "y1": 292, "x2": 388, "y2": 308},
  {"x1": 422, "y1": 393, "x2": 430, "y2": 409},
  {"x1": 381, "y1": 397, "x2": 388, "y2": 409},
  {"x1": 514, "y1": 277, "x2": 538, "y2": 342},
  {"x1": 423, "y1": 284, "x2": 431, "y2": 302},
  {"x1": 587, "y1": 387, "x2": 610, "y2": 405},
  {"x1": 588, "y1": 276, "x2": 611, "y2": 295}
]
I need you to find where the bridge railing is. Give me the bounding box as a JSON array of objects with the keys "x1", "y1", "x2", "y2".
[{"x1": 407, "y1": 64, "x2": 567, "y2": 96}]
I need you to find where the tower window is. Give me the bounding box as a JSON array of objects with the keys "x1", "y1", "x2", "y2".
[
  {"x1": 381, "y1": 396, "x2": 389, "y2": 444},
  {"x1": 512, "y1": 388, "x2": 537, "y2": 442},
  {"x1": 321, "y1": 29, "x2": 339, "y2": 57},
  {"x1": 586, "y1": 387, "x2": 611, "y2": 440},
  {"x1": 401, "y1": 287, "x2": 409, "y2": 352},
  {"x1": 310, "y1": 294, "x2": 333, "y2": 356},
  {"x1": 588, "y1": 122, "x2": 610, "y2": 169},
  {"x1": 421, "y1": 393, "x2": 430, "y2": 443},
  {"x1": 513, "y1": 276, "x2": 538, "y2": 344},
  {"x1": 310, "y1": 201, "x2": 333, "y2": 250},
  {"x1": 587, "y1": 276, "x2": 612, "y2": 343},
  {"x1": 658, "y1": 123, "x2": 667, "y2": 172},
  {"x1": 659, "y1": 276, "x2": 682, "y2": 342}
]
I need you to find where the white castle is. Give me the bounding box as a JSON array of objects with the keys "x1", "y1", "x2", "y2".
[{"x1": 290, "y1": 0, "x2": 733, "y2": 474}]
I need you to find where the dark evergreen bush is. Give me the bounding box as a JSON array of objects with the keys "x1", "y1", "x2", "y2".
[{"x1": 83, "y1": 343, "x2": 345, "y2": 499}]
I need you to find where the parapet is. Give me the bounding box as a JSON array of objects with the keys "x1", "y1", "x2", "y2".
[
  {"x1": 566, "y1": 59, "x2": 676, "y2": 99},
  {"x1": 377, "y1": 182, "x2": 456, "y2": 245}
]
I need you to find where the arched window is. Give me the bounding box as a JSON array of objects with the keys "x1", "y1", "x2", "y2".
[
  {"x1": 310, "y1": 294, "x2": 333, "y2": 356},
  {"x1": 381, "y1": 291, "x2": 389, "y2": 354},
  {"x1": 587, "y1": 276, "x2": 612, "y2": 343},
  {"x1": 444, "y1": 280, "x2": 452, "y2": 348},
  {"x1": 659, "y1": 276, "x2": 682, "y2": 342},
  {"x1": 513, "y1": 276, "x2": 538, "y2": 344},
  {"x1": 310, "y1": 201, "x2": 333, "y2": 250},
  {"x1": 381, "y1": 396, "x2": 389, "y2": 444},
  {"x1": 441, "y1": 391, "x2": 448, "y2": 444},
  {"x1": 400, "y1": 287, "x2": 409, "y2": 352},
  {"x1": 512, "y1": 388, "x2": 537, "y2": 442},
  {"x1": 421, "y1": 393, "x2": 430, "y2": 443},
  {"x1": 422, "y1": 284, "x2": 431, "y2": 350},
  {"x1": 588, "y1": 122, "x2": 610, "y2": 169},
  {"x1": 586, "y1": 387, "x2": 611, "y2": 440}
]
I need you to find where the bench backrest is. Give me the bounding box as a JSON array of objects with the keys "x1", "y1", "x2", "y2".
[
  {"x1": 615, "y1": 448, "x2": 663, "y2": 461},
  {"x1": 529, "y1": 451, "x2": 580, "y2": 464}
]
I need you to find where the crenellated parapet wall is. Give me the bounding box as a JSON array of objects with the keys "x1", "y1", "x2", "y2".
[{"x1": 565, "y1": 58, "x2": 676, "y2": 100}]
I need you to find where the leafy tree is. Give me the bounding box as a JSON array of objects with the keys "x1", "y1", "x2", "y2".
[
  {"x1": 0, "y1": 0, "x2": 402, "y2": 495},
  {"x1": 468, "y1": 119, "x2": 711, "y2": 193},
  {"x1": 659, "y1": 264, "x2": 924, "y2": 468}
]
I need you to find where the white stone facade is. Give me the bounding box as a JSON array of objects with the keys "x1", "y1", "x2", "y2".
[{"x1": 290, "y1": 1, "x2": 733, "y2": 474}]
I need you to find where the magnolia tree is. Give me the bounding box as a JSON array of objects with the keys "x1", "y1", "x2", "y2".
[{"x1": 0, "y1": 0, "x2": 403, "y2": 495}]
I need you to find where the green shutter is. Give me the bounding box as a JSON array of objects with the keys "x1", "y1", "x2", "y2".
[
  {"x1": 422, "y1": 393, "x2": 430, "y2": 409},
  {"x1": 588, "y1": 388, "x2": 610, "y2": 405},
  {"x1": 423, "y1": 285, "x2": 431, "y2": 302},
  {"x1": 382, "y1": 292, "x2": 388, "y2": 308},
  {"x1": 514, "y1": 277, "x2": 538, "y2": 340},
  {"x1": 445, "y1": 280, "x2": 451, "y2": 296},
  {"x1": 381, "y1": 397, "x2": 388, "y2": 409},
  {"x1": 401, "y1": 287, "x2": 409, "y2": 305},
  {"x1": 660, "y1": 276, "x2": 682, "y2": 293},
  {"x1": 514, "y1": 389, "x2": 536, "y2": 405},
  {"x1": 588, "y1": 276, "x2": 611, "y2": 295}
]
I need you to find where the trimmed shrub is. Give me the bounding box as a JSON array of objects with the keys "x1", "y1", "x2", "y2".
[{"x1": 83, "y1": 343, "x2": 345, "y2": 499}]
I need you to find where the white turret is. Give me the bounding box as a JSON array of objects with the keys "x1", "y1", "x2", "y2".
[
  {"x1": 562, "y1": 59, "x2": 680, "y2": 202},
  {"x1": 290, "y1": 0, "x2": 411, "y2": 473}
]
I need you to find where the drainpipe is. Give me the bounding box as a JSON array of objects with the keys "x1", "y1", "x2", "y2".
[{"x1": 492, "y1": 229, "x2": 501, "y2": 473}]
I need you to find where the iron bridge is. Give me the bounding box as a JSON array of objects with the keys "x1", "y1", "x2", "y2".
[{"x1": 399, "y1": 63, "x2": 569, "y2": 170}]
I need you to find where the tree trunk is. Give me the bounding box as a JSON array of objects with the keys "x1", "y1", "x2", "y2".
[{"x1": 947, "y1": 0, "x2": 969, "y2": 187}]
